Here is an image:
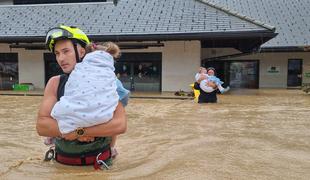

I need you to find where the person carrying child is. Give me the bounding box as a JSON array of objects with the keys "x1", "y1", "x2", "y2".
[
  {"x1": 44, "y1": 41, "x2": 129, "y2": 159},
  {"x1": 195, "y1": 67, "x2": 230, "y2": 94},
  {"x1": 37, "y1": 25, "x2": 127, "y2": 169},
  {"x1": 194, "y1": 67, "x2": 229, "y2": 103}
]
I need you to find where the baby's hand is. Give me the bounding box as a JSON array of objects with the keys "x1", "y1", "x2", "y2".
[
  {"x1": 62, "y1": 131, "x2": 78, "y2": 141},
  {"x1": 202, "y1": 74, "x2": 208, "y2": 79},
  {"x1": 198, "y1": 74, "x2": 207, "y2": 82},
  {"x1": 207, "y1": 81, "x2": 217, "y2": 89},
  {"x1": 78, "y1": 136, "x2": 95, "y2": 142}
]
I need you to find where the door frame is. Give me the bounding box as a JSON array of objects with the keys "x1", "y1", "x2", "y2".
[{"x1": 287, "y1": 59, "x2": 303, "y2": 87}]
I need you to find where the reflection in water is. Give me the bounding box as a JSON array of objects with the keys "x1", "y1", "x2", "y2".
[{"x1": 0, "y1": 89, "x2": 310, "y2": 179}]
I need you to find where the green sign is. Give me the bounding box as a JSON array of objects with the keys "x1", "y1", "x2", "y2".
[{"x1": 304, "y1": 72, "x2": 310, "y2": 78}]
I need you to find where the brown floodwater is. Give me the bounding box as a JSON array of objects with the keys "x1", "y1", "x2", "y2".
[{"x1": 0, "y1": 89, "x2": 309, "y2": 180}]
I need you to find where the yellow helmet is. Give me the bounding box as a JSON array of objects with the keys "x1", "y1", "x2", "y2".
[{"x1": 45, "y1": 25, "x2": 90, "y2": 52}]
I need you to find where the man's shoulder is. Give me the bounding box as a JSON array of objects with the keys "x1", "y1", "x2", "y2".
[
  {"x1": 44, "y1": 75, "x2": 61, "y2": 96},
  {"x1": 48, "y1": 75, "x2": 61, "y2": 84}
]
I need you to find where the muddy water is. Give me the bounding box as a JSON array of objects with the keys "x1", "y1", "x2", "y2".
[{"x1": 0, "y1": 89, "x2": 310, "y2": 180}]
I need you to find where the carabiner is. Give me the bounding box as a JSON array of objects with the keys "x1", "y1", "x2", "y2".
[
  {"x1": 44, "y1": 148, "x2": 55, "y2": 161},
  {"x1": 96, "y1": 152, "x2": 110, "y2": 170}
]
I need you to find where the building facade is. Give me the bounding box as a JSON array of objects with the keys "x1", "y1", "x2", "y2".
[{"x1": 0, "y1": 0, "x2": 309, "y2": 91}]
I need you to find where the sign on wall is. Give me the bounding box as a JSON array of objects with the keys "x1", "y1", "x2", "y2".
[
  {"x1": 304, "y1": 72, "x2": 310, "y2": 78},
  {"x1": 267, "y1": 66, "x2": 280, "y2": 74}
]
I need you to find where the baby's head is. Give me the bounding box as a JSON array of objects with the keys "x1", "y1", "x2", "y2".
[
  {"x1": 206, "y1": 67, "x2": 216, "y2": 76},
  {"x1": 199, "y1": 67, "x2": 207, "y2": 74},
  {"x1": 86, "y1": 42, "x2": 121, "y2": 59}
]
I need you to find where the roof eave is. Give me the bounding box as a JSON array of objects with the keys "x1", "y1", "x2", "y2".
[
  {"x1": 90, "y1": 31, "x2": 277, "y2": 42},
  {"x1": 0, "y1": 30, "x2": 277, "y2": 43},
  {"x1": 260, "y1": 46, "x2": 310, "y2": 52}
]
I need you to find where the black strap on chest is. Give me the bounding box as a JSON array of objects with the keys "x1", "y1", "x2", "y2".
[{"x1": 57, "y1": 74, "x2": 69, "y2": 101}]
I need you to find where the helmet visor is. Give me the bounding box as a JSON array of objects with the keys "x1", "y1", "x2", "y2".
[{"x1": 45, "y1": 28, "x2": 73, "y2": 51}]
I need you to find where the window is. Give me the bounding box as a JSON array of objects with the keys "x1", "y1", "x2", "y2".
[
  {"x1": 0, "y1": 53, "x2": 18, "y2": 90},
  {"x1": 115, "y1": 53, "x2": 162, "y2": 91}
]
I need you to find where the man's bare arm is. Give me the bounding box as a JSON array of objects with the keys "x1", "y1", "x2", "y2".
[
  {"x1": 36, "y1": 76, "x2": 62, "y2": 137},
  {"x1": 62, "y1": 102, "x2": 127, "y2": 140}
]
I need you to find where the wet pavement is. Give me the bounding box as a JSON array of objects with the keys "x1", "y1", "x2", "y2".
[{"x1": 0, "y1": 89, "x2": 309, "y2": 180}]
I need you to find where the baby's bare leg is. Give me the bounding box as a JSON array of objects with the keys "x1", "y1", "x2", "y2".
[
  {"x1": 111, "y1": 135, "x2": 117, "y2": 147},
  {"x1": 110, "y1": 135, "x2": 118, "y2": 158}
]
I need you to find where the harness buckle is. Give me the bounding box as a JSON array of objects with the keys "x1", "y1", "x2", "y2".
[
  {"x1": 44, "y1": 146, "x2": 55, "y2": 161},
  {"x1": 96, "y1": 152, "x2": 110, "y2": 170}
]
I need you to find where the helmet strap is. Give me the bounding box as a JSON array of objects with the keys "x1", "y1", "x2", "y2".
[{"x1": 71, "y1": 40, "x2": 82, "y2": 63}]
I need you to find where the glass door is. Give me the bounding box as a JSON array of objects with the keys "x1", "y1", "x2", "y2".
[
  {"x1": 287, "y1": 59, "x2": 302, "y2": 87},
  {"x1": 133, "y1": 62, "x2": 161, "y2": 91},
  {"x1": 229, "y1": 61, "x2": 259, "y2": 88},
  {"x1": 115, "y1": 61, "x2": 161, "y2": 91},
  {"x1": 115, "y1": 52, "x2": 162, "y2": 92}
]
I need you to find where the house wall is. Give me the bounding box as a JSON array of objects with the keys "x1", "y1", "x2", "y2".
[
  {"x1": 2, "y1": 43, "x2": 309, "y2": 91},
  {"x1": 0, "y1": 43, "x2": 45, "y2": 89},
  {"x1": 0, "y1": 0, "x2": 13, "y2": 5},
  {"x1": 201, "y1": 48, "x2": 240, "y2": 60},
  {"x1": 202, "y1": 48, "x2": 310, "y2": 88},
  {"x1": 0, "y1": 41, "x2": 201, "y2": 92},
  {"x1": 124, "y1": 41, "x2": 201, "y2": 91},
  {"x1": 18, "y1": 50, "x2": 45, "y2": 89},
  {"x1": 162, "y1": 41, "x2": 201, "y2": 91}
]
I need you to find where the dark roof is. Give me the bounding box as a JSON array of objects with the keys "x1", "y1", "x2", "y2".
[
  {"x1": 205, "y1": 0, "x2": 310, "y2": 47},
  {"x1": 0, "y1": 0, "x2": 275, "y2": 47}
]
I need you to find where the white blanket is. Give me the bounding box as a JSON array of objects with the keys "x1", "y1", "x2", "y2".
[
  {"x1": 200, "y1": 79, "x2": 215, "y2": 93},
  {"x1": 51, "y1": 51, "x2": 119, "y2": 134}
]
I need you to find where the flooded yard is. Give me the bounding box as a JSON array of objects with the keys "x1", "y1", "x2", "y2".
[{"x1": 0, "y1": 89, "x2": 309, "y2": 180}]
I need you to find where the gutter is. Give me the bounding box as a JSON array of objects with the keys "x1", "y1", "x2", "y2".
[
  {"x1": 261, "y1": 46, "x2": 310, "y2": 52},
  {"x1": 0, "y1": 30, "x2": 276, "y2": 43},
  {"x1": 0, "y1": 1, "x2": 115, "y2": 8},
  {"x1": 90, "y1": 31, "x2": 276, "y2": 42},
  {"x1": 9, "y1": 42, "x2": 165, "y2": 50}
]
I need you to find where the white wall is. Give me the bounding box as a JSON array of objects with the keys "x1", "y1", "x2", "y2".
[
  {"x1": 231, "y1": 52, "x2": 310, "y2": 88},
  {"x1": 0, "y1": 0, "x2": 13, "y2": 5},
  {"x1": 122, "y1": 41, "x2": 201, "y2": 91},
  {"x1": 201, "y1": 48, "x2": 240, "y2": 59},
  {"x1": 303, "y1": 55, "x2": 310, "y2": 84},
  {"x1": 5, "y1": 41, "x2": 308, "y2": 91},
  {"x1": 2, "y1": 41, "x2": 202, "y2": 92},
  {"x1": 0, "y1": 43, "x2": 11, "y2": 51},
  {"x1": 18, "y1": 50, "x2": 45, "y2": 89},
  {"x1": 0, "y1": 44, "x2": 45, "y2": 89},
  {"x1": 162, "y1": 41, "x2": 201, "y2": 91},
  {"x1": 201, "y1": 48, "x2": 310, "y2": 88}
]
